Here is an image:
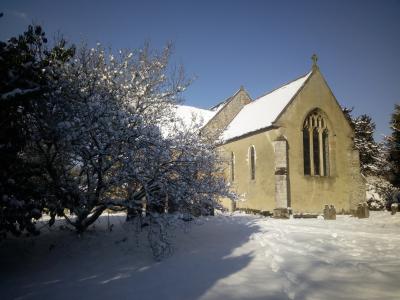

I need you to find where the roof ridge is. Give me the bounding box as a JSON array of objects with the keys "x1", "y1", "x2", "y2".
[
  {"x1": 178, "y1": 103, "x2": 216, "y2": 111},
  {"x1": 209, "y1": 87, "x2": 242, "y2": 111},
  {"x1": 251, "y1": 71, "x2": 312, "y2": 104},
  {"x1": 209, "y1": 97, "x2": 230, "y2": 111}
]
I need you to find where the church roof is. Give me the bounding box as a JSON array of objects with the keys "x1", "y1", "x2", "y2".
[
  {"x1": 174, "y1": 105, "x2": 217, "y2": 128},
  {"x1": 221, "y1": 71, "x2": 312, "y2": 141},
  {"x1": 161, "y1": 105, "x2": 216, "y2": 137}
]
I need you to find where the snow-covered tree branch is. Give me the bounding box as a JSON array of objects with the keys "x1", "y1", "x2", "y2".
[{"x1": 28, "y1": 43, "x2": 232, "y2": 238}]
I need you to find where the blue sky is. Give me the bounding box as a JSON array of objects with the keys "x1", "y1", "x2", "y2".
[{"x1": 1, "y1": 0, "x2": 399, "y2": 140}]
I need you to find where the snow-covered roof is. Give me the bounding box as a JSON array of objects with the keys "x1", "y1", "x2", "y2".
[
  {"x1": 161, "y1": 104, "x2": 216, "y2": 137},
  {"x1": 174, "y1": 105, "x2": 216, "y2": 128},
  {"x1": 222, "y1": 71, "x2": 312, "y2": 141}
]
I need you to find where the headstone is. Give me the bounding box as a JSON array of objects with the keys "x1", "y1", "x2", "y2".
[
  {"x1": 230, "y1": 200, "x2": 236, "y2": 212},
  {"x1": 323, "y1": 204, "x2": 336, "y2": 220},
  {"x1": 260, "y1": 210, "x2": 273, "y2": 217},
  {"x1": 330, "y1": 205, "x2": 336, "y2": 220},
  {"x1": 323, "y1": 205, "x2": 330, "y2": 219},
  {"x1": 293, "y1": 213, "x2": 318, "y2": 219},
  {"x1": 356, "y1": 202, "x2": 369, "y2": 218},
  {"x1": 391, "y1": 203, "x2": 398, "y2": 215},
  {"x1": 364, "y1": 203, "x2": 369, "y2": 218},
  {"x1": 273, "y1": 208, "x2": 289, "y2": 219}
]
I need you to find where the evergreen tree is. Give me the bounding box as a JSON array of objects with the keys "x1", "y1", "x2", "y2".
[
  {"x1": 353, "y1": 114, "x2": 382, "y2": 176},
  {"x1": 0, "y1": 25, "x2": 74, "y2": 238},
  {"x1": 342, "y1": 107, "x2": 382, "y2": 176},
  {"x1": 387, "y1": 104, "x2": 400, "y2": 187},
  {"x1": 342, "y1": 106, "x2": 355, "y2": 129}
]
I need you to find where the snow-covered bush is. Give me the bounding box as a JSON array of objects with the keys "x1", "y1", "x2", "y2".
[
  {"x1": 122, "y1": 115, "x2": 234, "y2": 258},
  {"x1": 366, "y1": 176, "x2": 398, "y2": 210}
]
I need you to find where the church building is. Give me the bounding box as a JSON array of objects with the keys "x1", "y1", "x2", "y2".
[{"x1": 179, "y1": 57, "x2": 365, "y2": 214}]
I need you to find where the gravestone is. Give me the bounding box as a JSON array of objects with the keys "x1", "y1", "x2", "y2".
[
  {"x1": 356, "y1": 203, "x2": 369, "y2": 218},
  {"x1": 323, "y1": 204, "x2": 336, "y2": 220},
  {"x1": 391, "y1": 203, "x2": 398, "y2": 215},
  {"x1": 330, "y1": 205, "x2": 336, "y2": 220},
  {"x1": 230, "y1": 200, "x2": 236, "y2": 212},
  {"x1": 273, "y1": 208, "x2": 290, "y2": 219}
]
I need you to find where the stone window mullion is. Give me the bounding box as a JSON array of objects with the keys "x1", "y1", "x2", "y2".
[
  {"x1": 323, "y1": 130, "x2": 330, "y2": 176},
  {"x1": 319, "y1": 129, "x2": 324, "y2": 176}
]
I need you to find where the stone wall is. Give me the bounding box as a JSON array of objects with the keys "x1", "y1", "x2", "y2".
[
  {"x1": 349, "y1": 150, "x2": 366, "y2": 209},
  {"x1": 219, "y1": 129, "x2": 279, "y2": 212},
  {"x1": 202, "y1": 89, "x2": 251, "y2": 137}
]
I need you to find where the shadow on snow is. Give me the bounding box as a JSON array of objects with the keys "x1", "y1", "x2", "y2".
[{"x1": 0, "y1": 214, "x2": 264, "y2": 300}]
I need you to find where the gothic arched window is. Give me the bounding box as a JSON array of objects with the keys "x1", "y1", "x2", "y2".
[
  {"x1": 230, "y1": 152, "x2": 235, "y2": 182},
  {"x1": 249, "y1": 146, "x2": 256, "y2": 180},
  {"x1": 303, "y1": 110, "x2": 330, "y2": 176}
]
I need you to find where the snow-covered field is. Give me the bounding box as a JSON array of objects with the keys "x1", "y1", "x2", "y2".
[{"x1": 1, "y1": 211, "x2": 400, "y2": 300}]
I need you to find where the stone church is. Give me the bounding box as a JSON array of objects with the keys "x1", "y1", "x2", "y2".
[{"x1": 178, "y1": 57, "x2": 365, "y2": 214}]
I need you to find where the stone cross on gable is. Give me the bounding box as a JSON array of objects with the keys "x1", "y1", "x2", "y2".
[{"x1": 311, "y1": 54, "x2": 318, "y2": 69}]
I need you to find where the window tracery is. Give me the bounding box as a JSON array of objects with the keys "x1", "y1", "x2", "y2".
[{"x1": 303, "y1": 110, "x2": 330, "y2": 176}]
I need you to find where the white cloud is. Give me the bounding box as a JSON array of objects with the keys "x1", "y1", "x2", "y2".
[{"x1": 5, "y1": 9, "x2": 28, "y2": 20}]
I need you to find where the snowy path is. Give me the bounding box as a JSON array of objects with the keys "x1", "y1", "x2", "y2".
[{"x1": 1, "y1": 212, "x2": 400, "y2": 300}]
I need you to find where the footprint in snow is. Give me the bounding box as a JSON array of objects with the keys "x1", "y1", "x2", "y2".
[
  {"x1": 270, "y1": 260, "x2": 280, "y2": 272},
  {"x1": 283, "y1": 280, "x2": 296, "y2": 300},
  {"x1": 270, "y1": 254, "x2": 284, "y2": 272},
  {"x1": 284, "y1": 271, "x2": 299, "y2": 284},
  {"x1": 273, "y1": 254, "x2": 284, "y2": 263}
]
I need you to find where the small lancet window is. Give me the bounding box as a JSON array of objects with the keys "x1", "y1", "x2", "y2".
[
  {"x1": 250, "y1": 146, "x2": 256, "y2": 180},
  {"x1": 303, "y1": 109, "x2": 330, "y2": 177}
]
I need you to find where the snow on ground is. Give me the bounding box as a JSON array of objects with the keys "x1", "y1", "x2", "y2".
[{"x1": 1, "y1": 211, "x2": 400, "y2": 300}]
